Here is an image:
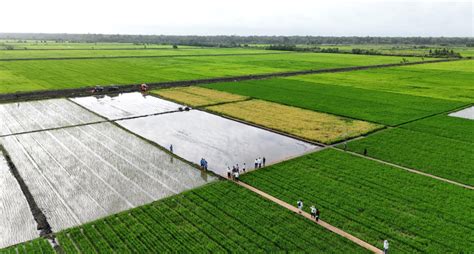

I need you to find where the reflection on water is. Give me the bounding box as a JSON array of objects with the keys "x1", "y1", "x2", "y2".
[
  {"x1": 71, "y1": 92, "x2": 184, "y2": 120},
  {"x1": 117, "y1": 110, "x2": 320, "y2": 176},
  {"x1": 449, "y1": 106, "x2": 474, "y2": 120}
]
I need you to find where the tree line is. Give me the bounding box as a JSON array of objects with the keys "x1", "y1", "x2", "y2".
[{"x1": 0, "y1": 33, "x2": 472, "y2": 46}]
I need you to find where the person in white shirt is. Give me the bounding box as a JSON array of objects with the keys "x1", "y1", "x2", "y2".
[
  {"x1": 254, "y1": 158, "x2": 258, "y2": 169},
  {"x1": 310, "y1": 205, "x2": 316, "y2": 219},
  {"x1": 383, "y1": 240, "x2": 389, "y2": 254},
  {"x1": 297, "y1": 200, "x2": 303, "y2": 214}
]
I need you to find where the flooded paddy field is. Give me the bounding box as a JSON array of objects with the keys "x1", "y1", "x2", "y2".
[
  {"x1": 0, "y1": 99, "x2": 104, "y2": 136},
  {"x1": 71, "y1": 92, "x2": 184, "y2": 120},
  {"x1": 449, "y1": 106, "x2": 474, "y2": 120},
  {"x1": 0, "y1": 152, "x2": 38, "y2": 248},
  {"x1": 0, "y1": 122, "x2": 215, "y2": 232},
  {"x1": 118, "y1": 110, "x2": 319, "y2": 176}
]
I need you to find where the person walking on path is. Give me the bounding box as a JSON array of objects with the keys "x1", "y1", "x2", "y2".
[
  {"x1": 233, "y1": 171, "x2": 240, "y2": 181},
  {"x1": 297, "y1": 200, "x2": 303, "y2": 214},
  {"x1": 258, "y1": 157, "x2": 262, "y2": 168},
  {"x1": 263, "y1": 157, "x2": 266, "y2": 167},
  {"x1": 383, "y1": 240, "x2": 389, "y2": 254},
  {"x1": 310, "y1": 205, "x2": 316, "y2": 219},
  {"x1": 227, "y1": 167, "x2": 231, "y2": 179},
  {"x1": 315, "y1": 208, "x2": 320, "y2": 222},
  {"x1": 242, "y1": 163, "x2": 246, "y2": 173},
  {"x1": 203, "y1": 159, "x2": 208, "y2": 171},
  {"x1": 254, "y1": 158, "x2": 258, "y2": 169},
  {"x1": 200, "y1": 158, "x2": 205, "y2": 169},
  {"x1": 169, "y1": 144, "x2": 173, "y2": 153}
]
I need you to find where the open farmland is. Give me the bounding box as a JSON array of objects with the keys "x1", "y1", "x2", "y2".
[
  {"x1": 206, "y1": 99, "x2": 382, "y2": 144},
  {"x1": 0, "y1": 151, "x2": 38, "y2": 248},
  {"x1": 0, "y1": 98, "x2": 103, "y2": 136},
  {"x1": 205, "y1": 77, "x2": 464, "y2": 125},
  {"x1": 290, "y1": 60, "x2": 474, "y2": 102},
  {"x1": 0, "y1": 47, "x2": 282, "y2": 60},
  {"x1": 0, "y1": 41, "x2": 196, "y2": 50},
  {"x1": 1, "y1": 121, "x2": 215, "y2": 232},
  {"x1": 54, "y1": 181, "x2": 368, "y2": 253},
  {"x1": 0, "y1": 53, "x2": 424, "y2": 94},
  {"x1": 0, "y1": 238, "x2": 54, "y2": 254},
  {"x1": 153, "y1": 86, "x2": 248, "y2": 107},
  {"x1": 343, "y1": 115, "x2": 474, "y2": 185},
  {"x1": 241, "y1": 149, "x2": 474, "y2": 253}
]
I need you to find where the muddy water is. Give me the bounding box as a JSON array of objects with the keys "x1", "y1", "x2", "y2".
[
  {"x1": 117, "y1": 110, "x2": 320, "y2": 176},
  {"x1": 0, "y1": 152, "x2": 38, "y2": 248},
  {"x1": 0, "y1": 99, "x2": 103, "y2": 136},
  {"x1": 0, "y1": 122, "x2": 215, "y2": 232},
  {"x1": 449, "y1": 106, "x2": 474, "y2": 120},
  {"x1": 71, "y1": 92, "x2": 184, "y2": 120}
]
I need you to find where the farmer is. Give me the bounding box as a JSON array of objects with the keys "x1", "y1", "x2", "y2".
[
  {"x1": 383, "y1": 240, "x2": 389, "y2": 254},
  {"x1": 169, "y1": 144, "x2": 173, "y2": 153},
  {"x1": 297, "y1": 200, "x2": 303, "y2": 214},
  {"x1": 254, "y1": 158, "x2": 258, "y2": 169},
  {"x1": 233, "y1": 171, "x2": 240, "y2": 181},
  {"x1": 200, "y1": 158, "x2": 205, "y2": 169},
  {"x1": 315, "y1": 208, "x2": 320, "y2": 222},
  {"x1": 227, "y1": 167, "x2": 231, "y2": 179},
  {"x1": 263, "y1": 157, "x2": 266, "y2": 167},
  {"x1": 310, "y1": 205, "x2": 316, "y2": 219},
  {"x1": 203, "y1": 159, "x2": 208, "y2": 170},
  {"x1": 242, "y1": 163, "x2": 246, "y2": 173},
  {"x1": 363, "y1": 148, "x2": 367, "y2": 156}
]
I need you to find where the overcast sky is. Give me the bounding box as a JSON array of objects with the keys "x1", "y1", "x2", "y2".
[{"x1": 1, "y1": 0, "x2": 472, "y2": 37}]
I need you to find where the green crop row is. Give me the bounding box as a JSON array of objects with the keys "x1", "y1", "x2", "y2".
[
  {"x1": 0, "y1": 238, "x2": 54, "y2": 254},
  {"x1": 55, "y1": 181, "x2": 368, "y2": 253},
  {"x1": 204, "y1": 77, "x2": 464, "y2": 126},
  {"x1": 0, "y1": 53, "x2": 423, "y2": 94},
  {"x1": 241, "y1": 149, "x2": 474, "y2": 253},
  {"x1": 341, "y1": 127, "x2": 474, "y2": 185}
]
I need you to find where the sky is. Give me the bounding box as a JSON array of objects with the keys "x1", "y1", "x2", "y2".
[{"x1": 0, "y1": 0, "x2": 472, "y2": 37}]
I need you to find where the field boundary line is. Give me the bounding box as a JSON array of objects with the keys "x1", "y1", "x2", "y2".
[
  {"x1": 334, "y1": 148, "x2": 474, "y2": 190},
  {"x1": 0, "y1": 58, "x2": 464, "y2": 102},
  {"x1": 234, "y1": 181, "x2": 383, "y2": 253}
]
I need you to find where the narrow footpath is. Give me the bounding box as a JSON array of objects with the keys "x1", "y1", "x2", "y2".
[{"x1": 234, "y1": 180, "x2": 383, "y2": 254}]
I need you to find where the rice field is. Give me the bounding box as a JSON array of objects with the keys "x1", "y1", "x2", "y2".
[
  {"x1": 55, "y1": 181, "x2": 369, "y2": 253},
  {"x1": 241, "y1": 149, "x2": 474, "y2": 253},
  {"x1": 1, "y1": 122, "x2": 215, "y2": 232},
  {"x1": 207, "y1": 99, "x2": 382, "y2": 144},
  {"x1": 153, "y1": 86, "x2": 248, "y2": 107},
  {"x1": 0, "y1": 151, "x2": 38, "y2": 249},
  {"x1": 0, "y1": 53, "x2": 424, "y2": 94}
]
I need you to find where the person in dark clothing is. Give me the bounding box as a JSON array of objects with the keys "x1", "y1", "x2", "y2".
[
  {"x1": 169, "y1": 144, "x2": 173, "y2": 153},
  {"x1": 315, "y1": 208, "x2": 320, "y2": 221},
  {"x1": 263, "y1": 157, "x2": 266, "y2": 167},
  {"x1": 363, "y1": 148, "x2": 367, "y2": 156}
]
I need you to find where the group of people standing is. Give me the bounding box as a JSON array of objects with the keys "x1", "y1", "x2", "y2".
[
  {"x1": 254, "y1": 157, "x2": 266, "y2": 169},
  {"x1": 227, "y1": 163, "x2": 246, "y2": 180}
]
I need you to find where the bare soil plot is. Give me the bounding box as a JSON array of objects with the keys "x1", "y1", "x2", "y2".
[
  {"x1": 117, "y1": 110, "x2": 319, "y2": 176},
  {"x1": 71, "y1": 92, "x2": 184, "y2": 120},
  {"x1": 449, "y1": 105, "x2": 474, "y2": 120},
  {"x1": 0, "y1": 152, "x2": 38, "y2": 249},
  {"x1": 0, "y1": 99, "x2": 103, "y2": 136},
  {"x1": 0, "y1": 122, "x2": 215, "y2": 232},
  {"x1": 153, "y1": 86, "x2": 248, "y2": 107},
  {"x1": 207, "y1": 99, "x2": 382, "y2": 144}
]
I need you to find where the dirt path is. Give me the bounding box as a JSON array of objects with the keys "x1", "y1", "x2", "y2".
[
  {"x1": 0, "y1": 58, "x2": 461, "y2": 103},
  {"x1": 334, "y1": 148, "x2": 473, "y2": 190},
  {"x1": 234, "y1": 180, "x2": 383, "y2": 253}
]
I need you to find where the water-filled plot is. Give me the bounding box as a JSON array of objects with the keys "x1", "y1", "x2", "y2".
[
  {"x1": 449, "y1": 106, "x2": 474, "y2": 120},
  {"x1": 71, "y1": 92, "x2": 184, "y2": 120},
  {"x1": 0, "y1": 152, "x2": 38, "y2": 249},
  {"x1": 0, "y1": 99, "x2": 103, "y2": 136},
  {"x1": 118, "y1": 110, "x2": 320, "y2": 176},
  {"x1": 0, "y1": 122, "x2": 215, "y2": 232}
]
